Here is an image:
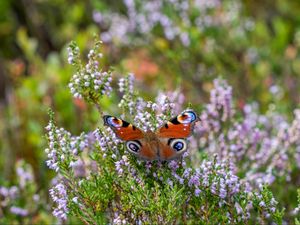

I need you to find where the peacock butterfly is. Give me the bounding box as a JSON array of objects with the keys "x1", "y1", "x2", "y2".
[{"x1": 103, "y1": 110, "x2": 199, "y2": 161}]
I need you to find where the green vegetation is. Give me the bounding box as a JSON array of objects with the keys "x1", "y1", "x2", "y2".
[{"x1": 0, "y1": 0, "x2": 300, "y2": 224}]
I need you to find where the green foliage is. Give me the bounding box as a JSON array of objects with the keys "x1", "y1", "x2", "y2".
[
  {"x1": 252, "y1": 186, "x2": 285, "y2": 225},
  {"x1": 0, "y1": 160, "x2": 56, "y2": 225},
  {"x1": 296, "y1": 189, "x2": 300, "y2": 224},
  {"x1": 41, "y1": 39, "x2": 300, "y2": 224},
  {"x1": 1, "y1": 0, "x2": 300, "y2": 224}
]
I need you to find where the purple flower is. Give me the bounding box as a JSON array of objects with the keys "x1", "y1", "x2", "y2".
[
  {"x1": 0, "y1": 186, "x2": 19, "y2": 207},
  {"x1": 115, "y1": 160, "x2": 124, "y2": 175},
  {"x1": 16, "y1": 162, "x2": 34, "y2": 189},
  {"x1": 69, "y1": 159, "x2": 86, "y2": 178},
  {"x1": 188, "y1": 174, "x2": 200, "y2": 187},
  {"x1": 172, "y1": 172, "x2": 184, "y2": 184},
  {"x1": 195, "y1": 188, "x2": 201, "y2": 196},
  {"x1": 208, "y1": 79, "x2": 233, "y2": 122},
  {"x1": 183, "y1": 168, "x2": 192, "y2": 178},
  {"x1": 49, "y1": 182, "x2": 69, "y2": 220},
  {"x1": 219, "y1": 188, "x2": 227, "y2": 199},
  {"x1": 259, "y1": 201, "x2": 266, "y2": 207},
  {"x1": 93, "y1": 11, "x2": 103, "y2": 24},
  {"x1": 235, "y1": 202, "x2": 243, "y2": 215},
  {"x1": 167, "y1": 179, "x2": 174, "y2": 187},
  {"x1": 168, "y1": 160, "x2": 179, "y2": 171},
  {"x1": 10, "y1": 206, "x2": 28, "y2": 216},
  {"x1": 68, "y1": 42, "x2": 112, "y2": 100}
]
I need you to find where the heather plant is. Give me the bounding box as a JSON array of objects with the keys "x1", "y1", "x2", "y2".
[
  {"x1": 43, "y1": 40, "x2": 300, "y2": 224},
  {"x1": 1, "y1": 1, "x2": 300, "y2": 224},
  {"x1": 0, "y1": 160, "x2": 55, "y2": 224},
  {"x1": 92, "y1": 0, "x2": 300, "y2": 110},
  {"x1": 191, "y1": 79, "x2": 300, "y2": 188}
]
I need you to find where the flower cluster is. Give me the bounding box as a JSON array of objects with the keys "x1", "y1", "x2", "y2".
[
  {"x1": 49, "y1": 182, "x2": 68, "y2": 220},
  {"x1": 0, "y1": 186, "x2": 18, "y2": 208},
  {"x1": 0, "y1": 160, "x2": 55, "y2": 224},
  {"x1": 251, "y1": 185, "x2": 284, "y2": 224},
  {"x1": 111, "y1": 152, "x2": 284, "y2": 224},
  {"x1": 208, "y1": 78, "x2": 233, "y2": 122},
  {"x1": 43, "y1": 41, "x2": 298, "y2": 224},
  {"x1": 45, "y1": 110, "x2": 93, "y2": 172},
  {"x1": 68, "y1": 40, "x2": 112, "y2": 102},
  {"x1": 187, "y1": 78, "x2": 300, "y2": 189},
  {"x1": 16, "y1": 160, "x2": 34, "y2": 189},
  {"x1": 118, "y1": 73, "x2": 136, "y2": 115},
  {"x1": 117, "y1": 74, "x2": 188, "y2": 132},
  {"x1": 167, "y1": 157, "x2": 242, "y2": 202},
  {"x1": 93, "y1": 0, "x2": 252, "y2": 47},
  {"x1": 196, "y1": 78, "x2": 233, "y2": 135},
  {"x1": 117, "y1": 74, "x2": 178, "y2": 132}
]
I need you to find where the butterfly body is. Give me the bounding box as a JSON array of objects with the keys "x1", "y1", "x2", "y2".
[{"x1": 103, "y1": 110, "x2": 199, "y2": 161}]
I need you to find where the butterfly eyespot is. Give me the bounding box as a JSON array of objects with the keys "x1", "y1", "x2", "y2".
[
  {"x1": 126, "y1": 141, "x2": 141, "y2": 153},
  {"x1": 169, "y1": 139, "x2": 187, "y2": 152},
  {"x1": 178, "y1": 111, "x2": 197, "y2": 124},
  {"x1": 106, "y1": 117, "x2": 122, "y2": 127}
]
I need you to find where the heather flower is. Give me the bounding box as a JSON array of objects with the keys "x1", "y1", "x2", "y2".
[
  {"x1": 42, "y1": 39, "x2": 298, "y2": 224},
  {"x1": 93, "y1": 0, "x2": 250, "y2": 48},
  {"x1": 33, "y1": 194, "x2": 40, "y2": 202},
  {"x1": 235, "y1": 202, "x2": 243, "y2": 215},
  {"x1": 49, "y1": 182, "x2": 69, "y2": 221},
  {"x1": 68, "y1": 40, "x2": 112, "y2": 103},
  {"x1": 0, "y1": 161, "x2": 55, "y2": 223},
  {"x1": 189, "y1": 78, "x2": 300, "y2": 189},
  {"x1": 10, "y1": 206, "x2": 28, "y2": 217},
  {"x1": 113, "y1": 213, "x2": 128, "y2": 225},
  {"x1": 208, "y1": 78, "x2": 233, "y2": 121},
  {"x1": 67, "y1": 45, "x2": 79, "y2": 65},
  {"x1": 45, "y1": 112, "x2": 97, "y2": 173},
  {"x1": 16, "y1": 160, "x2": 34, "y2": 189},
  {"x1": 118, "y1": 73, "x2": 136, "y2": 115},
  {"x1": 117, "y1": 74, "x2": 188, "y2": 133},
  {"x1": 115, "y1": 160, "x2": 124, "y2": 175},
  {"x1": 0, "y1": 186, "x2": 18, "y2": 200},
  {"x1": 188, "y1": 174, "x2": 200, "y2": 187},
  {"x1": 195, "y1": 188, "x2": 201, "y2": 196},
  {"x1": 168, "y1": 160, "x2": 179, "y2": 171},
  {"x1": 69, "y1": 159, "x2": 86, "y2": 178}
]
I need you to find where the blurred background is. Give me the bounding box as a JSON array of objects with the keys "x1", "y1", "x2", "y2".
[{"x1": 1, "y1": 0, "x2": 300, "y2": 222}]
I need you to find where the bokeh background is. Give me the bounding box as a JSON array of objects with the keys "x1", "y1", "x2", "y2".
[{"x1": 1, "y1": 0, "x2": 300, "y2": 222}]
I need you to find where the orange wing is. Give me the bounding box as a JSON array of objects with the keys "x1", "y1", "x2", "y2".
[
  {"x1": 103, "y1": 116, "x2": 159, "y2": 160},
  {"x1": 157, "y1": 110, "x2": 199, "y2": 138},
  {"x1": 103, "y1": 110, "x2": 198, "y2": 161},
  {"x1": 126, "y1": 140, "x2": 158, "y2": 161},
  {"x1": 103, "y1": 115, "x2": 144, "y2": 140},
  {"x1": 158, "y1": 138, "x2": 188, "y2": 161}
]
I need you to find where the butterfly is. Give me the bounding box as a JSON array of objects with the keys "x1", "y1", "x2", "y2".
[{"x1": 103, "y1": 110, "x2": 199, "y2": 161}]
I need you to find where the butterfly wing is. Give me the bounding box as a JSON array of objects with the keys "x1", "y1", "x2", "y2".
[
  {"x1": 103, "y1": 116, "x2": 158, "y2": 160},
  {"x1": 157, "y1": 138, "x2": 187, "y2": 160},
  {"x1": 156, "y1": 110, "x2": 199, "y2": 160},
  {"x1": 157, "y1": 110, "x2": 199, "y2": 138},
  {"x1": 103, "y1": 115, "x2": 144, "y2": 140},
  {"x1": 125, "y1": 139, "x2": 158, "y2": 161}
]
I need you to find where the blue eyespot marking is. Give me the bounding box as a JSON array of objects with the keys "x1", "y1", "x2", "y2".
[
  {"x1": 178, "y1": 111, "x2": 197, "y2": 124},
  {"x1": 186, "y1": 111, "x2": 197, "y2": 121},
  {"x1": 169, "y1": 139, "x2": 187, "y2": 152},
  {"x1": 126, "y1": 141, "x2": 141, "y2": 153},
  {"x1": 129, "y1": 143, "x2": 139, "y2": 152},
  {"x1": 173, "y1": 141, "x2": 184, "y2": 151},
  {"x1": 107, "y1": 117, "x2": 122, "y2": 128}
]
